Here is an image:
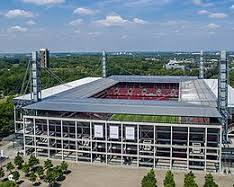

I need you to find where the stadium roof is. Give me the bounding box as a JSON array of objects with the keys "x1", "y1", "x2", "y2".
[
  {"x1": 204, "y1": 79, "x2": 234, "y2": 108},
  {"x1": 24, "y1": 98, "x2": 221, "y2": 118},
  {"x1": 14, "y1": 77, "x2": 101, "y2": 101},
  {"x1": 20, "y1": 75, "x2": 222, "y2": 118},
  {"x1": 180, "y1": 79, "x2": 217, "y2": 107},
  {"x1": 110, "y1": 75, "x2": 197, "y2": 83}
]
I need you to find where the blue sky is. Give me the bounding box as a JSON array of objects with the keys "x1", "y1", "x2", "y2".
[{"x1": 0, "y1": 0, "x2": 234, "y2": 52}]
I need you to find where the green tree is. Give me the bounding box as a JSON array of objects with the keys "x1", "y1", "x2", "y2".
[
  {"x1": 6, "y1": 162, "x2": 15, "y2": 173},
  {"x1": 0, "y1": 180, "x2": 16, "y2": 187},
  {"x1": 28, "y1": 155, "x2": 39, "y2": 169},
  {"x1": 12, "y1": 171, "x2": 20, "y2": 183},
  {"x1": 60, "y1": 161, "x2": 68, "y2": 173},
  {"x1": 184, "y1": 171, "x2": 198, "y2": 187},
  {"x1": 29, "y1": 172, "x2": 37, "y2": 185},
  {"x1": 14, "y1": 152, "x2": 24, "y2": 169},
  {"x1": 203, "y1": 173, "x2": 218, "y2": 187},
  {"x1": 21, "y1": 163, "x2": 30, "y2": 176},
  {"x1": 141, "y1": 169, "x2": 157, "y2": 187},
  {"x1": 44, "y1": 168, "x2": 57, "y2": 187},
  {"x1": 36, "y1": 166, "x2": 44, "y2": 179},
  {"x1": 0, "y1": 97, "x2": 14, "y2": 135},
  {"x1": 164, "y1": 170, "x2": 175, "y2": 187},
  {"x1": 44, "y1": 159, "x2": 53, "y2": 170},
  {"x1": 0, "y1": 167, "x2": 5, "y2": 178},
  {"x1": 54, "y1": 166, "x2": 63, "y2": 179}
]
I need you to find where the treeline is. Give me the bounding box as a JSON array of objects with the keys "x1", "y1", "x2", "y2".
[
  {"x1": 0, "y1": 97, "x2": 14, "y2": 137},
  {"x1": 0, "y1": 55, "x2": 200, "y2": 96}
]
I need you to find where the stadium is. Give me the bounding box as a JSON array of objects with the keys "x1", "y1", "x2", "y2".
[{"x1": 13, "y1": 51, "x2": 234, "y2": 172}]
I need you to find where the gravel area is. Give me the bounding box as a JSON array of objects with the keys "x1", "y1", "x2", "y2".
[{"x1": 61, "y1": 163, "x2": 234, "y2": 187}]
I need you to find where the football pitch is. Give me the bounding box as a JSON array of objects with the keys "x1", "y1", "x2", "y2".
[{"x1": 111, "y1": 114, "x2": 178, "y2": 123}]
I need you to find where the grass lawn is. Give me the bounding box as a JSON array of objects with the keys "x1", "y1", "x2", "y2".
[{"x1": 111, "y1": 114, "x2": 178, "y2": 123}]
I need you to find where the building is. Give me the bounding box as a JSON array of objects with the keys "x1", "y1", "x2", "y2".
[
  {"x1": 14, "y1": 74, "x2": 234, "y2": 172},
  {"x1": 164, "y1": 59, "x2": 191, "y2": 71},
  {"x1": 39, "y1": 48, "x2": 49, "y2": 68}
]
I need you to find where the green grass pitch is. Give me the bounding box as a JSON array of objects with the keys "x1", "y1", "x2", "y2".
[{"x1": 111, "y1": 114, "x2": 178, "y2": 123}]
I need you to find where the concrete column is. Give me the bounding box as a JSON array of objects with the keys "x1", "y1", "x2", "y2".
[
  {"x1": 121, "y1": 123, "x2": 123, "y2": 165},
  {"x1": 75, "y1": 121, "x2": 78, "y2": 162},
  {"x1": 170, "y1": 126, "x2": 173, "y2": 170},
  {"x1": 137, "y1": 124, "x2": 139, "y2": 167},
  {"x1": 90, "y1": 121, "x2": 93, "y2": 163},
  {"x1": 61, "y1": 120, "x2": 63, "y2": 160},
  {"x1": 153, "y1": 125, "x2": 156, "y2": 168},
  {"x1": 47, "y1": 119, "x2": 50, "y2": 158},
  {"x1": 187, "y1": 127, "x2": 190, "y2": 170},
  {"x1": 23, "y1": 117, "x2": 26, "y2": 156},
  {"x1": 204, "y1": 127, "x2": 207, "y2": 171},
  {"x1": 105, "y1": 122, "x2": 108, "y2": 165},
  {"x1": 33, "y1": 118, "x2": 36, "y2": 157},
  {"x1": 14, "y1": 107, "x2": 17, "y2": 133},
  {"x1": 219, "y1": 128, "x2": 222, "y2": 172}
]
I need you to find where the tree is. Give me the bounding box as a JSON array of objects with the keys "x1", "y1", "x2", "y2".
[
  {"x1": 0, "y1": 167, "x2": 5, "y2": 178},
  {"x1": 28, "y1": 155, "x2": 39, "y2": 169},
  {"x1": 184, "y1": 171, "x2": 198, "y2": 187},
  {"x1": 44, "y1": 159, "x2": 53, "y2": 170},
  {"x1": 0, "y1": 180, "x2": 16, "y2": 187},
  {"x1": 14, "y1": 152, "x2": 24, "y2": 169},
  {"x1": 164, "y1": 170, "x2": 175, "y2": 187},
  {"x1": 12, "y1": 171, "x2": 20, "y2": 183},
  {"x1": 36, "y1": 166, "x2": 44, "y2": 179},
  {"x1": 203, "y1": 173, "x2": 218, "y2": 187},
  {"x1": 54, "y1": 166, "x2": 63, "y2": 179},
  {"x1": 60, "y1": 161, "x2": 68, "y2": 173},
  {"x1": 29, "y1": 172, "x2": 37, "y2": 185},
  {"x1": 141, "y1": 169, "x2": 157, "y2": 187},
  {"x1": 6, "y1": 162, "x2": 15, "y2": 173},
  {"x1": 0, "y1": 96, "x2": 14, "y2": 135},
  {"x1": 44, "y1": 168, "x2": 57, "y2": 187},
  {"x1": 21, "y1": 163, "x2": 30, "y2": 177}
]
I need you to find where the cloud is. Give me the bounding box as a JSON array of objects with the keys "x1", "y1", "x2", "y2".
[
  {"x1": 88, "y1": 32, "x2": 102, "y2": 37},
  {"x1": 95, "y1": 15, "x2": 148, "y2": 26},
  {"x1": 198, "y1": 10, "x2": 228, "y2": 19},
  {"x1": 133, "y1": 18, "x2": 148, "y2": 24},
  {"x1": 197, "y1": 10, "x2": 209, "y2": 15},
  {"x1": 207, "y1": 23, "x2": 220, "y2": 29},
  {"x1": 26, "y1": 20, "x2": 36, "y2": 25},
  {"x1": 5, "y1": 9, "x2": 34, "y2": 18},
  {"x1": 69, "y1": 19, "x2": 83, "y2": 27},
  {"x1": 208, "y1": 13, "x2": 228, "y2": 19},
  {"x1": 121, "y1": 34, "x2": 128, "y2": 39},
  {"x1": 124, "y1": 0, "x2": 171, "y2": 7},
  {"x1": 8, "y1": 25, "x2": 28, "y2": 32},
  {"x1": 230, "y1": 5, "x2": 234, "y2": 9},
  {"x1": 208, "y1": 31, "x2": 215, "y2": 35},
  {"x1": 74, "y1": 30, "x2": 81, "y2": 34},
  {"x1": 73, "y1": 8, "x2": 96, "y2": 16},
  {"x1": 21, "y1": 0, "x2": 65, "y2": 5},
  {"x1": 192, "y1": 0, "x2": 213, "y2": 7},
  {"x1": 95, "y1": 15, "x2": 129, "y2": 26}
]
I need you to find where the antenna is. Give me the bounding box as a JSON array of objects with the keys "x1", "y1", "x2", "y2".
[
  {"x1": 31, "y1": 51, "x2": 41, "y2": 102},
  {"x1": 102, "y1": 51, "x2": 107, "y2": 78},
  {"x1": 199, "y1": 50, "x2": 204, "y2": 79},
  {"x1": 218, "y1": 50, "x2": 229, "y2": 142}
]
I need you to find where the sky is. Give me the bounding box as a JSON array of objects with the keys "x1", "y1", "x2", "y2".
[{"x1": 0, "y1": 0, "x2": 234, "y2": 52}]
